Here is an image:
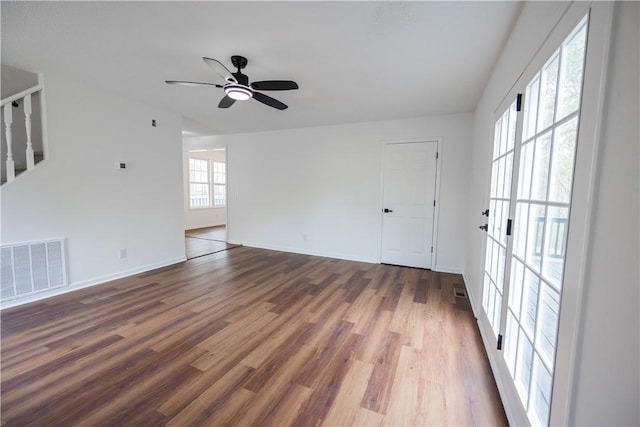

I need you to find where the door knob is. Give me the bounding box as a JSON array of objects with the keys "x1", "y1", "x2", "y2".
[
  {"x1": 479, "y1": 224, "x2": 488, "y2": 231},
  {"x1": 383, "y1": 208, "x2": 393, "y2": 213}
]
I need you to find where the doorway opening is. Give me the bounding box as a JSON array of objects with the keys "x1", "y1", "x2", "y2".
[{"x1": 184, "y1": 147, "x2": 238, "y2": 259}]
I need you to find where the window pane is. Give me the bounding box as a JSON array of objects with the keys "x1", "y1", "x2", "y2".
[
  {"x1": 536, "y1": 282, "x2": 560, "y2": 368},
  {"x1": 213, "y1": 184, "x2": 226, "y2": 206},
  {"x1": 509, "y1": 258, "x2": 524, "y2": 316},
  {"x1": 483, "y1": 272, "x2": 491, "y2": 313},
  {"x1": 557, "y1": 20, "x2": 587, "y2": 120},
  {"x1": 521, "y1": 268, "x2": 539, "y2": 339},
  {"x1": 502, "y1": 152, "x2": 513, "y2": 200},
  {"x1": 529, "y1": 353, "x2": 552, "y2": 426},
  {"x1": 542, "y1": 206, "x2": 569, "y2": 287},
  {"x1": 493, "y1": 292, "x2": 502, "y2": 336},
  {"x1": 513, "y1": 202, "x2": 529, "y2": 259},
  {"x1": 531, "y1": 132, "x2": 551, "y2": 201},
  {"x1": 537, "y1": 54, "x2": 560, "y2": 132},
  {"x1": 525, "y1": 204, "x2": 546, "y2": 272},
  {"x1": 190, "y1": 183, "x2": 210, "y2": 208},
  {"x1": 548, "y1": 118, "x2": 578, "y2": 203},
  {"x1": 518, "y1": 141, "x2": 534, "y2": 199},
  {"x1": 516, "y1": 331, "x2": 533, "y2": 404},
  {"x1": 497, "y1": 245, "x2": 506, "y2": 294},
  {"x1": 507, "y1": 102, "x2": 517, "y2": 152},
  {"x1": 524, "y1": 75, "x2": 540, "y2": 140},
  {"x1": 213, "y1": 161, "x2": 226, "y2": 184},
  {"x1": 505, "y1": 311, "x2": 519, "y2": 376},
  {"x1": 493, "y1": 119, "x2": 502, "y2": 159}
]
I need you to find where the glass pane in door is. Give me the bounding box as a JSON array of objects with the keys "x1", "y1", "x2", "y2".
[{"x1": 482, "y1": 99, "x2": 518, "y2": 336}]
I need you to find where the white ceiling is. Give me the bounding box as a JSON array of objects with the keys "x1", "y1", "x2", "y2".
[{"x1": 1, "y1": 1, "x2": 522, "y2": 136}]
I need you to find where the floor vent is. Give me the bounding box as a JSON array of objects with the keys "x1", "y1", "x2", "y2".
[
  {"x1": 1, "y1": 239, "x2": 67, "y2": 301},
  {"x1": 453, "y1": 288, "x2": 467, "y2": 298}
]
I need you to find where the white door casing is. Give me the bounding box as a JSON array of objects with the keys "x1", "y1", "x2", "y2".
[{"x1": 380, "y1": 141, "x2": 438, "y2": 269}]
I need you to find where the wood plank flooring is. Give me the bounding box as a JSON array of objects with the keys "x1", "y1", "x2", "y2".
[
  {"x1": 1, "y1": 247, "x2": 507, "y2": 426},
  {"x1": 185, "y1": 226, "x2": 239, "y2": 260}
]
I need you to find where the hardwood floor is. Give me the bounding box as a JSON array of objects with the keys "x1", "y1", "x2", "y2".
[
  {"x1": 185, "y1": 226, "x2": 238, "y2": 259},
  {"x1": 0, "y1": 247, "x2": 507, "y2": 426}
]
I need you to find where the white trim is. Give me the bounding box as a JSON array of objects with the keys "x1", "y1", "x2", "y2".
[
  {"x1": 239, "y1": 241, "x2": 377, "y2": 265},
  {"x1": 0, "y1": 256, "x2": 186, "y2": 310},
  {"x1": 432, "y1": 265, "x2": 463, "y2": 275},
  {"x1": 551, "y1": 3, "x2": 614, "y2": 425}
]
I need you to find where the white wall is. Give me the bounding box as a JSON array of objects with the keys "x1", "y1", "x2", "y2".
[
  {"x1": 185, "y1": 113, "x2": 473, "y2": 271},
  {"x1": 570, "y1": 2, "x2": 639, "y2": 424},
  {"x1": 466, "y1": 1, "x2": 639, "y2": 425},
  {"x1": 1, "y1": 72, "x2": 185, "y2": 305},
  {"x1": 183, "y1": 149, "x2": 227, "y2": 230}
]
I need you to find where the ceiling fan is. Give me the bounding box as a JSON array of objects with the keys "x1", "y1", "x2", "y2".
[{"x1": 166, "y1": 55, "x2": 299, "y2": 110}]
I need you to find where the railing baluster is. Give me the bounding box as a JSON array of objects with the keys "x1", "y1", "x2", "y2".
[
  {"x1": 4, "y1": 104, "x2": 15, "y2": 182},
  {"x1": 24, "y1": 94, "x2": 34, "y2": 170}
]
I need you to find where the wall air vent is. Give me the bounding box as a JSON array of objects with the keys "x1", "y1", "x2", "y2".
[{"x1": 1, "y1": 239, "x2": 67, "y2": 302}]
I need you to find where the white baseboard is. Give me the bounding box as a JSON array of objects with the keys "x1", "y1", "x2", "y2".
[
  {"x1": 238, "y1": 241, "x2": 378, "y2": 265},
  {"x1": 433, "y1": 265, "x2": 463, "y2": 274},
  {"x1": 0, "y1": 256, "x2": 186, "y2": 310},
  {"x1": 185, "y1": 222, "x2": 225, "y2": 231}
]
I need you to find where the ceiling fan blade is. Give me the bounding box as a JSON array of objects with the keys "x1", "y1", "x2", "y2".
[
  {"x1": 203, "y1": 57, "x2": 237, "y2": 83},
  {"x1": 253, "y1": 92, "x2": 288, "y2": 110},
  {"x1": 218, "y1": 95, "x2": 236, "y2": 109},
  {"x1": 165, "y1": 80, "x2": 223, "y2": 88},
  {"x1": 250, "y1": 80, "x2": 299, "y2": 91}
]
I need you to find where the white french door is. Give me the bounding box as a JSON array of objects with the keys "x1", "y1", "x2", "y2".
[{"x1": 481, "y1": 14, "x2": 589, "y2": 427}]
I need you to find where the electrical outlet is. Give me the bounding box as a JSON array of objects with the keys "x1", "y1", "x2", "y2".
[{"x1": 119, "y1": 248, "x2": 127, "y2": 259}]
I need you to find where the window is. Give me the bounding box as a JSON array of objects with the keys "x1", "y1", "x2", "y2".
[
  {"x1": 188, "y1": 158, "x2": 226, "y2": 208},
  {"x1": 212, "y1": 161, "x2": 226, "y2": 207},
  {"x1": 189, "y1": 158, "x2": 210, "y2": 208}
]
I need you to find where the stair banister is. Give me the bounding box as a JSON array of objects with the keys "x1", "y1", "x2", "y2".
[
  {"x1": 1, "y1": 83, "x2": 43, "y2": 183},
  {"x1": 0, "y1": 84, "x2": 43, "y2": 107},
  {"x1": 24, "y1": 94, "x2": 34, "y2": 170},
  {"x1": 3, "y1": 102, "x2": 15, "y2": 182}
]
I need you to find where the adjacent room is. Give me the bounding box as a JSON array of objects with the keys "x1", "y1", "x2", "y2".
[{"x1": 1, "y1": 2, "x2": 638, "y2": 426}]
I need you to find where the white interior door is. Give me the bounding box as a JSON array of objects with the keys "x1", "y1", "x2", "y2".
[{"x1": 381, "y1": 141, "x2": 438, "y2": 269}]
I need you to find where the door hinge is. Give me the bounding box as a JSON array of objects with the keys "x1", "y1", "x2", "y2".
[
  {"x1": 430, "y1": 246, "x2": 433, "y2": 253},
  {"x1": 436, "y1": 152, "x2": 439, "y2": 159},
  {"x1": 497, "y1": 334, "x2": 503, "y2": 350},
  {"x1": 506, "y1": 218, "x2": 512, "y2": 236},
  {"x1": 516, "y1": 93, "x2": 523, "y2": 111},
  {"x1": 433, "y1": 200, "x2": 436, "y2": 207}
]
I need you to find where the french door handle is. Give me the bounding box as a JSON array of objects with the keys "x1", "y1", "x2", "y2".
[
  {"x1": 383, "y1": 208, "x2": 393, "y2": 213},
  {"x1": 479, "y1": 224, "x2": 488, "y2": 231},
  {"x1": 481, "y1": 209, "x2": 489, "y2": 217}
]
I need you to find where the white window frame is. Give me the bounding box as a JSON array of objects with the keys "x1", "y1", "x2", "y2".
[
  {"x1": 189, "y1": 157, "x2": 212, "y2": 209},
  {"x1": 212, "y1": 160, "x2": 226, "y2": 207}
]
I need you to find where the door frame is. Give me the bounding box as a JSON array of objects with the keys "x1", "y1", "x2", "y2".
[{"x1": 378, "y1": 137, "x2": 442, "y2": 269}]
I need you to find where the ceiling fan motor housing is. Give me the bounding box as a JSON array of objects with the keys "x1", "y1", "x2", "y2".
[{"x1": 231, "y1": 55, "x2": 248, "y2": 70}]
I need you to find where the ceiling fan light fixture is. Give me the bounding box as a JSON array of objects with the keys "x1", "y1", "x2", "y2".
[{"x1": 224, "y1": 84, "x2": 253, "y2": 101}]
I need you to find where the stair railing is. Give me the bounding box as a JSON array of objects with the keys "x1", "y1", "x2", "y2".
[{"x1": 1, "y1": 84, "x2": 43, "y2": 183}]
